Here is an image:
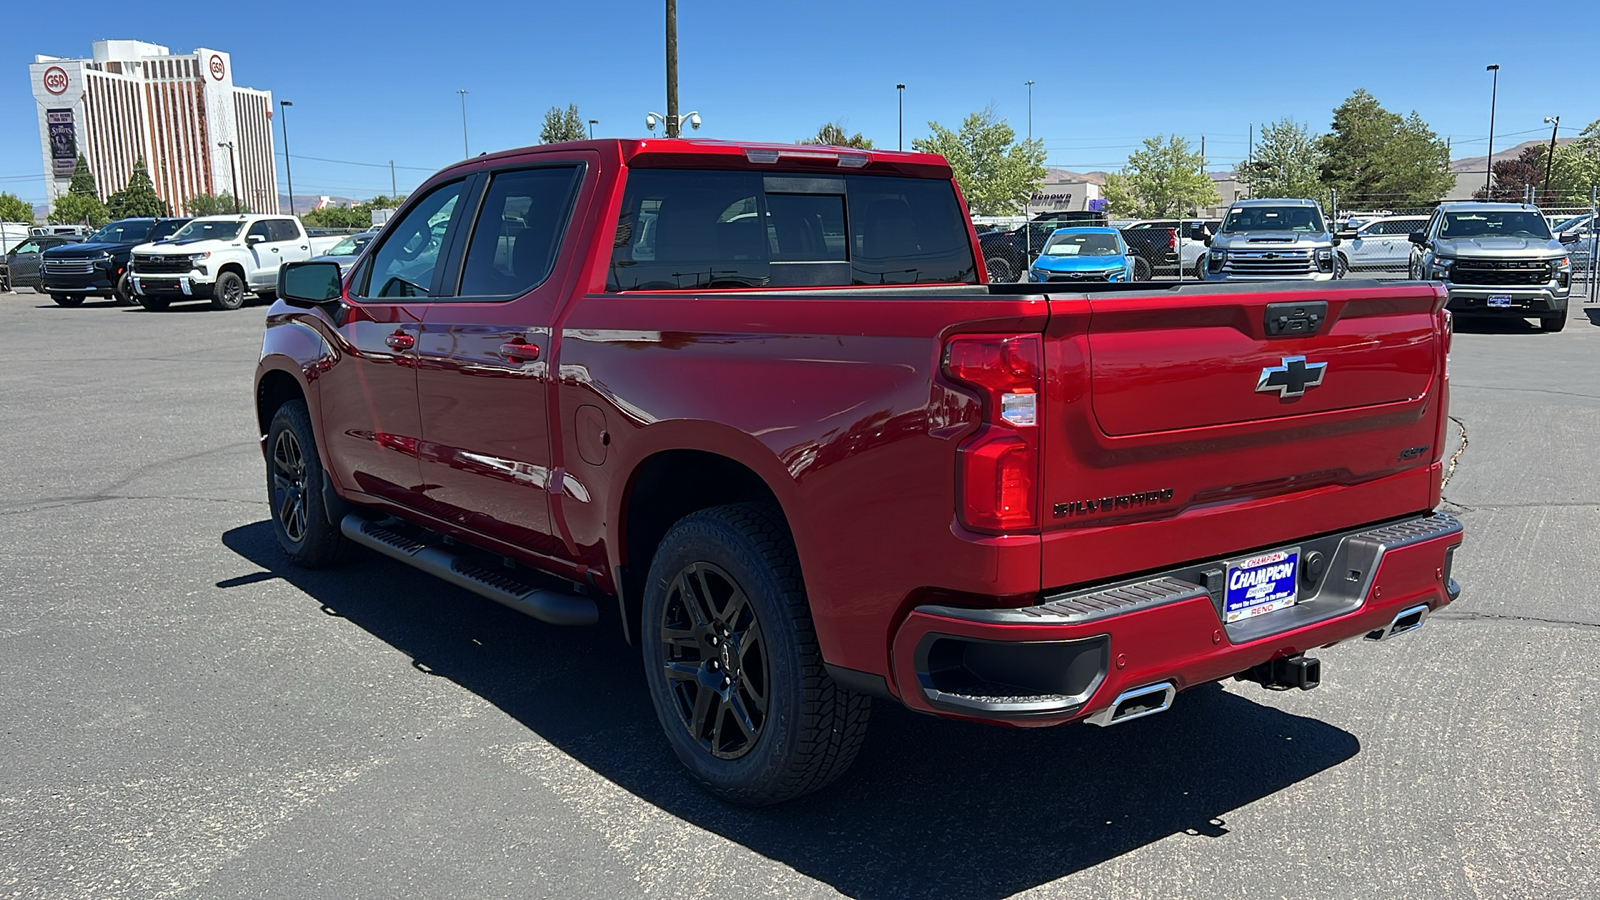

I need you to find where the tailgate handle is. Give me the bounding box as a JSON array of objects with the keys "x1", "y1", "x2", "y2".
[{"x1": 1265, "y1": 301, "x2": 1328, "y2": 337}]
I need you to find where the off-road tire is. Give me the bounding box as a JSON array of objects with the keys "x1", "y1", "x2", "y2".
[
  {"x1": 266, "y1": 399, "x2": 349, "y2": 568},
  {"x1": 986, "y1": 256, "x2": 1016, "y2": 283},
  {"x1": 1335, "y1": 254, "x2": 1350, "y2": 279},
  {"x1": 641, "y1": 502, "x2": 870, "y2": 806},
  {"x1": 51, "y1": 294, "x2": 83, "y2": 307},
  {"x1": 1132, "y1": 256, "x2": 1153, "y2": 281},
  {"x1": 1540, "y1": 314, "x2": 1567, "y2": 333},
  {"x1": 211, "y1": 271, "x2": 246, "y2": 311}
]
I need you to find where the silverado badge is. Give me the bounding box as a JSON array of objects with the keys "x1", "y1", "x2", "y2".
[{"x1": 1256, "y1": 356, "x2": 1327, "y2": 398}]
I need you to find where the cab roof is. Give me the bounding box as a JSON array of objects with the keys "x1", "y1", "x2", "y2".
[{"x1": 439, "y1": 138, "x2": 955, "y2": 180}]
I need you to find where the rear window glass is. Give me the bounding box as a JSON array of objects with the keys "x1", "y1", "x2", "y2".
[{"x1": 607, "y1": 169, "x2": 977, "y2": 290}]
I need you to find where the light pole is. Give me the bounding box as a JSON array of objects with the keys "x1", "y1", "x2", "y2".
[
  {"x1": 896, "y1": 84, "x2": 905, "y2": 151},
  {"x1": 588, "y1": 119, "x2": 598, "y2": 139},
  {"x1": 1542, "y1": 116, "x2": 1560, "y2": 204},
  {"x1": 1485, "y1": 64, "x2": 1500, "y2": 198},
  {"x1": 1025, "y1": 80, "x2": 1035, "y2": 142},
  {"x1": 217, "y1": 141, "x2": 239, "y2": 213},
  {"x1": 279, "y1": 100, "x2": 295, "y2": 216},
  {"x1": 457, "y1": 89, "x2": 470, "y2": 158}
]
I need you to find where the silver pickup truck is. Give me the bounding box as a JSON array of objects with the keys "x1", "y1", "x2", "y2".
[
  {"x1": 1407, "y1": 202, "x2": 1577, "y2": 333},
  {"x1": 1204, "y1": 198, "x2": 1339, "y2": 282}
]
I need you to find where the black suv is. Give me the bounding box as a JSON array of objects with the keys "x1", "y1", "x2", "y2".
[{"x1": 40, "y1": 217, "x2": 190, "y2": 306}]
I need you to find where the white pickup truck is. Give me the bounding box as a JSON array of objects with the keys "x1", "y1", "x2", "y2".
[{"x1": 129, "y1": 214, "x2": 341, "y2": 311}]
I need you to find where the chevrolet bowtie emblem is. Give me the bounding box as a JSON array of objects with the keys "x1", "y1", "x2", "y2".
[{"x1": 1257, "y1": 356, "x2": 1327, "y2": 398}]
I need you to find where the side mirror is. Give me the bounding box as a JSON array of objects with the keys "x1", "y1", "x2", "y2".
[
  {"x1": 1559, "y1": 231, "x2": 1580, "y2": 245},
  {"x1": 1202, "y1": 235, "x2": 1213, "y2": 247},
  {"x1": 1337, "y1": 231, "x2": 1356, "y2": 241},
  {"x1": 1408, "y1": 232, "x2": 1427, "y2": 245},
  {"x1": 247, "y1": 233, "x2": 266, "y2": 244},
  {"x1": 279, "y1": 260, "x2": 344, "y2": 308}
]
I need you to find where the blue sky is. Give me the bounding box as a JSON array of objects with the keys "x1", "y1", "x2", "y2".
[{"x1": 6, "y1": 0, "x2": 1598, "y2": 206}]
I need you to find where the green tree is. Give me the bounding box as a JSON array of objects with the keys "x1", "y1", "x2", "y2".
[
  {"x1": 1239, "y1": 119, "x2": 1324, "y2": 200},
  {"x1": 1319, "y1": 91, "x2": 1453, "y2": 206},
  {"x1": 188, "y1": 193, "x2": 248, "y2": 216},
  {"x1": 800, "y1": 121, "x2": 873, "y2": 149},
  {"x1": 49, "y1": 193, "x2": 110, "y2": 227},
  {"x1": 365, "y1": 194, "x2": 405, "y2": 209},
  {"x1": 1547, "y1": 119, "x2": 1600, "y2": 203},
  {"x1": 1102, "y1": 134, "x2": 1218, "y2": 217},
  {"x1": 0, "y1": 192, "x2": 33, "y2": 223},
  {"x1": 912, "y1": 107, "x2": 1045, "y2": 215},
  {"x1": 106, "y1": 157, "x2": 170, "y2": 219},
  {"x1": 540, "y1": 104, "x2": 587, "y2": 144},
  {"x1": 67, "y1": 153, "x2": 98, "y2": 199},
  {"x1": 301, "y1": 206, "x2": 368, "y2": 229}
]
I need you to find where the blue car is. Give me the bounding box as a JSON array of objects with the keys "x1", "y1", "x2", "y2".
[{"x1": 1028, "y1": 227, "x2": 1135, "y2": 282}]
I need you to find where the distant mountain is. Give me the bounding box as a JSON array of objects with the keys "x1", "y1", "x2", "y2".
[{"x1": 1450, "y1": 138, "x2": 1574, "y2": 174}]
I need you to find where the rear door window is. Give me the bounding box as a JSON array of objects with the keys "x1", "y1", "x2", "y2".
[
  {"x1": 268, "y1": 219, "x2": 301, "y2": 243},
  {"x1": 607, "y1": 169, "x2": 976, "y2": 290},
  {"x1": 455, "y1": 166, "x2": 582, "y2": 298}
]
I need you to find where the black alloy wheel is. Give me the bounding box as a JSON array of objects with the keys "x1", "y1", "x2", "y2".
[
  {"x1": 641, "y1": 503, "x2": 869, "y2": 806},
  {"x1": 659, "y1": 561, "x2": 770, "y2": 760},
  {"x1": 212, "y1": 272, "x2": 246, "y2": 311},
  {"x1": 265, "y1": 399, "x2": 348, "y2": 567}
]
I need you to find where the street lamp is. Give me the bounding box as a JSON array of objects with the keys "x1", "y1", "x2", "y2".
[
  {"x1": 217, "y1": 141, "x2": 239, "y2": 213},
  {"x1": 1485, "y1": 64, "x2": 1500, "y2": 197},
  {"x1": 1543, "y1": 115, "x2": 1560, "y2": 204},
  {"x1": 279, "y1": 100, "x2": 295, "y2": 216},
  {"x1": 1025, "y1": 80, "x2": 1035, "y2": 142},
  {"x1": 646, "y1": 111, "x2": 700, "y2": 134},
  {"x1": 896, "y1": 84, "x2": 905, "y2": 151},
  {"x1": 588, "y1": 119, "x2": 598, "y2": 139},
  {"x1": 457, "y1": 89, "x2": 469, "y2": 158}
]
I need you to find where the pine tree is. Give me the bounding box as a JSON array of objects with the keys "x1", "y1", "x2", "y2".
[
  {"x1": 67, "y1": 154, "x2": 98, "y2": 198},
  {"x1": 539, "y1": 104, "x2": 587, "y2": 144},
  {"x1": 107, "y1": 157, "x2": 169, "y2": 219},
  {"x1": 800, "y1": 122, "x2": 874, "y2": 149}
]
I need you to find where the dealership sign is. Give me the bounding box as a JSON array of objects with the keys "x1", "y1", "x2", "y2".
[{"x1": 48, "y1": 110, "x2": 77, "y2": 176}]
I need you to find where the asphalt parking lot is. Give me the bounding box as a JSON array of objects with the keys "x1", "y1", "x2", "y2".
[{"x1": 1, "y1": 287, "x2": 1596, "y2": 899}]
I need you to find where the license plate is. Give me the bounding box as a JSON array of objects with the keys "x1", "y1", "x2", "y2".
[
  {"x1": 1224, "y1": 549, "x2": 1300, "y2": 623},
  {"x1": 1487, "y1": 295, "x2": 1512, "y2": 307}
]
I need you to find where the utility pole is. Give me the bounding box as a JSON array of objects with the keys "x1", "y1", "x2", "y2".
[
  {"x1": 1542, "y1": 116, "x2": 1560, "y2": 205},
  {"x1": 1247, "y1": 123, "x2": 1253, "y2": 199},
  {"x1": 389, "y1": 160, "x2": 397, "y2": 201},
  {"x1": 896, "y1": 84, "x2": 905, "y2": 151},
  {"x1": 279, "y1": 100, "x2": 295, "y2": 216},
  {"x1": 1485, "y1": 64, "x2": 1500, "y2": 197},
  {"x1": 666, "y1": 0, "x2": 679, "y2": 138},
  {"x1": 457, "y1": 89, "x2": 470, "y2": 158}
]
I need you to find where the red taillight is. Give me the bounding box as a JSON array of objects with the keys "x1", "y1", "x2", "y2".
[
  {"x1": 943, "y1": 334, "x2": 1042, "y2": 533},
  {"x1": 1168, "y1": 230, "x2": 1177, "y2": 251}
]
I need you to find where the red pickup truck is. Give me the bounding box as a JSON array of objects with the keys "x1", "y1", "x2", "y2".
[{"x1": 257, "y1": 139, "x2": 1462, "y2": 805}]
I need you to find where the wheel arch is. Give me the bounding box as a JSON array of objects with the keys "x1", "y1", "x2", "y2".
[{"x1": 613, "y1": 446, "x2": 792, "y2": 644}]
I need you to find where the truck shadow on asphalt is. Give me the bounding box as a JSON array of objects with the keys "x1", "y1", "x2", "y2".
[{"x1": 222, "y1": 520, "x2": 1359, "y2": 900}]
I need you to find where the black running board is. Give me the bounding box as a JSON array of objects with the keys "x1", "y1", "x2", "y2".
[{"x1": 340, "y1": 514, "x2": 598, "y2": 626}]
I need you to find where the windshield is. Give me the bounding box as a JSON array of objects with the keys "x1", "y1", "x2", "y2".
[
  {"x1": 327, "y1": 234, "x2": 374, "y2": 256},
  {"x1": 1043, "y1": 232, "x2": 1122, "y2": 256},
  {"x1": 1221, "y1": 206, "x2": 1325, "y2": 234},
  {"x1": 171, "y1": 220, "x2": 243, "y2": 242},
  {"x1": 88, "y1": 220, "x2": 153, "y2": 244},
  {"x1": 1440, "y1": 212, "x2": 1552, "y2": 240}
]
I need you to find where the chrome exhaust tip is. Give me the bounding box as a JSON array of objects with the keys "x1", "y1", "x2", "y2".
[
  {"x1": 1086, "y1": 681, "x2": 1176, "y2": 727},
  {"x1": 1366, "y1": 603, "x2": 1429, "y2": 641}
]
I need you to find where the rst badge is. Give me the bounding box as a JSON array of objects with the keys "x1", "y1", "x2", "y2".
[{"x1": 1224, "y1": 549, "x2": 1300, "y2": 623}]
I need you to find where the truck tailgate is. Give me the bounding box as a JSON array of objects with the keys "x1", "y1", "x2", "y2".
[{"x1": 1038, "y1": 281, "x2": 1448, "y2": 589}]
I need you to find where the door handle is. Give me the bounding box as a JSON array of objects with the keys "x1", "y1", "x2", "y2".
[
  {"x1": 385, "y1": 331, "x2": 414, "y2": 351},
  {"x1": 500, "y1": 340, "x2": 540, "y2": 362}
]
